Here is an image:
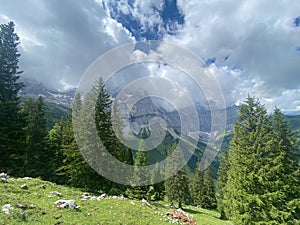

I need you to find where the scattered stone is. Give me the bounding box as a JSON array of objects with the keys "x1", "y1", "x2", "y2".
[
  {"x1": 141, "y1": 198, "x2": 151, "y2": 207},
  {"x1": 16, "y1": 204, "x2": 25, "y2": 209},
  {"x1": 19, "y1": 209, "x2": 27, "y2": 221},
  {"x1": 96, "y1": 193, "x2": 107, "y2": 200},
  {"x1": 21, "y1": 184, "x2": 28, "y2": 190},
  {"x1": 166, "y1": 209, "x2": 197, "y2": 225},
  {"x1": 17, "y1": 177, "x2": 32, "y2": 180},
  {"x1": 87, "y1": 212, "x2": 91, "y2": 216},
  {"x1": 55, "y1": 200, "x2": 80, "y2": 210},
  {"x1": 81, "y1": 192, "x2": 91, "y2": 201},
  {"x1": 49, "y1": 191, "x2": 63, "y2": 197},
  {"x1": 130, "y1": 201, "x2": 135, "y2": 205},
  {"x1": 0, "y1": 173, "x2": 9, "y2": 183},
  {"x1": 2, "y1": 204, "x2": 14, "y2": 216},
  {"x1": 53, "y1": 214, "x2": 62, "y2": 219}
]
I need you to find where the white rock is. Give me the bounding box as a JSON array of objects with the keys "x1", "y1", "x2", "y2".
[
  {"x1": 142, "y1": 198, "x2": 151, "y2": 207},
  {"x1": 55, "y1": 200, "x2": 77, "y2": 209},
  {"x1": 2, "y1": 204, "x2": 13, "y2": 215},
  {"x1": 50, "y1": 191, "x2": 62, "y2": 197},
  {"x1": 0, "y1": 173, "x2": 9, "y2": 183},
  {"x1": 21, "y1": 184, "x2": 28, "y2": 190},
  {"x1": 0, "y1": 173, "x2": 9, "y2": 178}
]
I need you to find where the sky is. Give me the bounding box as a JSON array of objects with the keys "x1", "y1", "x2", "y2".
[{"x1": 0, "y1": 0, "x2": 300, "y2": 114}]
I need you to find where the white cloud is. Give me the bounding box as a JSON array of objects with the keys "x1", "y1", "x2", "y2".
[
  {"x1": 1, "y1": 0, "x2": 299, "y2": 114},
  {"x1": 0, "y1": 0, "x2": 135, "y2": 90},
  {"x1": 163, "y1": 0, "x2": 300, "y2": 113}
]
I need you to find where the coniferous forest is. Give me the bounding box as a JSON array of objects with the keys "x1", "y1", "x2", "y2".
[{"x1": 1, "y1": 21, "x2": 300, "y2": 225}]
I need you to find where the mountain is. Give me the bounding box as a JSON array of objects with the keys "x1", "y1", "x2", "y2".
[
  {"x1": 19, "y1": 78, "x2": 300, "y2": 177},
  {"x1": 286, "y1": 115, "x2": 300, "y2": 131},
  {"x1": 19, "y1": 78, "x2": 75, "y2": 107},
  {"x1": 19, "y1": 78, "x2": 74, "y2": 129}
]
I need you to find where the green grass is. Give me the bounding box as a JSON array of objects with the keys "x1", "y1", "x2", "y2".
[{"x1": 0, "y1": 177, "x2": 232, "y2": 225}]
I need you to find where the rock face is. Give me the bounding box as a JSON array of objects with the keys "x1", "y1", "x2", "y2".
[
  {"x1": 117, "y1": 91, "x2": 238, "y2": 140},
  {"x1": 19, "y1": 78, "x2": 75, "y2": 107}
]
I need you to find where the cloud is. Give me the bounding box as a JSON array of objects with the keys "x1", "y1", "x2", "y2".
[
  {"x1": 1, "y1": 0, "x2": 299, "y2": 114},
  {"x1": 164, "y1": 0, "x2": 300, "y2": 113},
  {"x1": 0, "y1": 0, "x2": 134, "y2": 90}
]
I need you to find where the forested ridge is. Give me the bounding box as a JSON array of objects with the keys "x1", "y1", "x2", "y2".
[{"x1": 1, "y1": 21, "x2": 299, "y2": 224}]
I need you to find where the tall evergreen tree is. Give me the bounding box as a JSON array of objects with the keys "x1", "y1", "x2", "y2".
[
  {"x1": 129, "y1": 139, "x2": 150, "y2": 199},
  {"x1": 223, "y1": 96, "x2": 300, "y2": 224},
  {"x1": 165, "y1": 145, "x2": 191, "y2": 208},
  {"x1": 270, "y1": 108, "x2": 300, "y2": 221},
  {"x1": 0, "y1": 21, "x2": 24, "y2": 175},
  {"x1": 58, "y1": 93, "x2": 105, "y2": 191},
  {"x1": 150, "y1": 162, "x2": 165, "y2": 200},
  {"x1": 22, "y1": 96, "x2": 48, "y2": 178},
  {"x1": 191, "y1": 161, "x2": 204, "y2": 206},
  {"x1": 202, "y1": 166, "x2": 217, "y2": 209},
  {"x1": 216, "y1": 151, "x2": 229, "y2": 219},
  {"x1": 223, "y1": 96, "x2": 272, "y2": 224},
  {"x1": 47, "y1": 121, "x2": 65, "y2": 183}
]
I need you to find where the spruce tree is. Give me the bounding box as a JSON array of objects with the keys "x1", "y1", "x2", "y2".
[
  {"x1": 150, "y1": 162, "x2": 165, "y2": 200},
  {"x1": 130, "y1": 139, "x2": 150, "y2": 199},
  {"x1": 47, "y1": 121, "x2": 65, "y2": 184},
  {"x1": 58, "y1": 94, "x2": 105, "y2": 191},
  {"x1": 0, "y1": 21, "x2": 24, "y2": 175},
  {"x1": 223, "y1": 96, "x2": 272, "y2": 224},
  {"x1": 22, "y1": 96, "x2": 48, "y2": 178},
  {"x1": 165, "y1": 145, "x2": 191, "y2": 208},
  {"x1": 223, "y1": 96, "x2": 300, "y2": 224},
  {"x1": 270, "y1": 108, "x2": 300, "y2": 221},
  {"x1": 191, "y1": 161, "x2": 204, "y2": 206},
  {"x1": 216, "y1": 151, "x2": 229, "y2": 219},
  {"x1": 202, "y1": 166, "x2": 217, "y2": 209}
]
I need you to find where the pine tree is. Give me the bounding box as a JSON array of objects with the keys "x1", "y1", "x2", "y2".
[
  {"x1": 150, "y1": 162, "x2": 165, "y2": 200},
  {"x1": 202, "y1": 166, "x2": 217, "y2": 209},
  {"x1": 22, "y1": 96, "x2": 48, "y2": 178},
  {"x1": 165, "y1": 144, "x2": 191, "y2": 208},
  {"x1": 270, "y1": 108, "x2": 300, "y2": 221},
  {"x1": 223, "y1": 96, "x2": 300, "y2": 224},
  {"x1": 0, "y1": 21, "x2": 24, "y2": 175},
  {"x1": 47, "y1": 121, "x2": 65, "y2": 184},
  {"x1": 223, "y1": 96, "x2": 272, "y2": 224},
  {"x1": 129, "y1": 139, "x2": 150, "y2": 199},
  {"x1": 57, "y1": 94, "x2": 105, "y2": 191},
  {"x1": 191, "y1": 161, "x2": 204, "y2": 206},
  {"x1": 216, "y1": 151, "x2": 229, "y2": 219},
  {"x1": 111, "y1": 99, "x2": 133, "y2": 164}
]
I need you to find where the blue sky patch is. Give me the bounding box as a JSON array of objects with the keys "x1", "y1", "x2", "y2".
[
  {"x1": 293, "y1": 16, "x2": 300, "y2": 27},
  {"x1": 106, "y1": 0, "x2": 184, "y2": 40}
]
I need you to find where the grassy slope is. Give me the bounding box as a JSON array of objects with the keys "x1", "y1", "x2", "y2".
[{"x1": 0, "y1": 177, "x2": 232, "y2": 225}]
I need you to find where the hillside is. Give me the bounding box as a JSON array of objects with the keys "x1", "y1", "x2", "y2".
[
  {"x1": 286, "y1": 115, "x2": 300, "y2": 131},
  {"x1": 0, "y1": 176, "x2": 232, "y2": 225}
]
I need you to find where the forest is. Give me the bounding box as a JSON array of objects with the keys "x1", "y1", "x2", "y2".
[{"x1": 1, "y1": 21, "x2": 300, "y2": 225}]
